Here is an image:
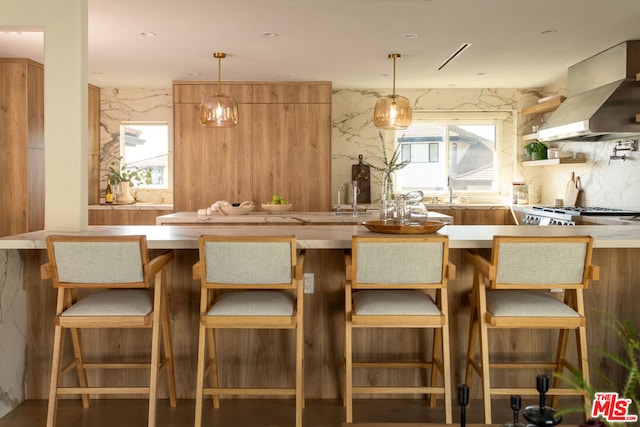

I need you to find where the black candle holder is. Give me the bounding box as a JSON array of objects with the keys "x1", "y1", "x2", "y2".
[
  {"x1": 523, "y1": 375, "x2": 562, "y2": 426},
  {"x1": 502, "y1": 394, "x2": 527, "y2": 427}
]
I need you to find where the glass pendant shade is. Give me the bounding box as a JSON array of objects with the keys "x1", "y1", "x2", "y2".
[
  {"x1": 199, "y1": 52, "x2": 239, "y2": 127},
  {"x1": 199, "y1": 94, "x2": 238, "y2": 127},
  {"x1": 373, "y1": 95, "x2": 412, "y2": 129},
  {"x1": 373, "y1": 53, "x2": 412, "y2": 130}
]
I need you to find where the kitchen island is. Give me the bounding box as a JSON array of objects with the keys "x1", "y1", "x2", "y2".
[
  {"x1": 0, "y1": 224, "x2": 639, "y2": 414},
  {"x1": 155, "y1": 210, "x2": 454, "y2": 225}
]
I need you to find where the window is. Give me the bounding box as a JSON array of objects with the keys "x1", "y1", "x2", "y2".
[
  {"x1": 396, "y1": 112, "x2": 507, "y2": 195},
  {"x1": 120, "y1": 122, "x2": 169, "y2": 189}
]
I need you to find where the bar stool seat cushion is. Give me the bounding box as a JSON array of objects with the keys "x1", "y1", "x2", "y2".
[
  {"x1": 353, "y1": 290, "x2": 440, "y2": 316},
  {"x1": 207, "y1": 290, "x2": 295, "y2": 316},
  {"x1": 487, "y1": 290, "x2": 579, "y2": 317},
  {"x1": 62, "y1": 289, "x2": 153, "y2": 317}
]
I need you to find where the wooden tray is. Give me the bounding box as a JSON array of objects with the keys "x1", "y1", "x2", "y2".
[{"x1": 362, "y1": 220, "x2": 445, "y2": 234}]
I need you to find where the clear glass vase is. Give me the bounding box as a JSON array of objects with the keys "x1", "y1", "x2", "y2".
[{"x1": 379, "y1": 173, "x2": 395, "y2": 222}]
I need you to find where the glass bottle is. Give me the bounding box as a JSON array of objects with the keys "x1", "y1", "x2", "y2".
[{"x1": 105, "y1": 179, "x2": 113, "y2": 204}]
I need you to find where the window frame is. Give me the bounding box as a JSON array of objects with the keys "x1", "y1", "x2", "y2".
[
  {"x1": 394, "y1": 111, "x2": 511, "y2": 197},
  {"x1": 119, "y1": 121, "x2": 170, "y2": 190}
]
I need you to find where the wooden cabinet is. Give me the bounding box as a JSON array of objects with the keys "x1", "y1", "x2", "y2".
[
  {"x1": 0, "y1": 59, "x2": 44, "y2": 236},
  {"x1": 433, "y1": 206, "x2": 514, "y2": 225},
  {"x1": 89, "y1": 209, "x2": 172, "y2": 225},
  {"x1": 173, "y1": 81, "x2": 332, "y2": 212}
]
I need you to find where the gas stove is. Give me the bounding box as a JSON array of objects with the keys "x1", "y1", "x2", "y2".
[
  {"x1": 522, "y1": 206, "x2": 640, "y2": 226},
  {"x1": 531, "y1": 206, "x2": 640, "y2": 216}
]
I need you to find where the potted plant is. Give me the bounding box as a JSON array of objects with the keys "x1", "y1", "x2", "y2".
[
  {"x1": 558, "y1": 315, "x2": 639, "y2": 427},
  {"x1": 106, "y1": 159, "x2": 152, "y2": 204},
  {"x1": 525, "y1": 142, "x2": 549, "y2": 160}
]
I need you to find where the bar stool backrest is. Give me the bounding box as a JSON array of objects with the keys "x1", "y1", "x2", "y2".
[
  {"x1": 491, "y1": 236, "x2": 593, "y2": 289},
  {"x1": 352, "y1": 236, "x2": 448, "y2": 288},
  {"x1": 46, "y1": 235, "x2": 149, "y2": 288},
  {"x1": 199, "y1": 236, "x2": 296, "y2": 289}
]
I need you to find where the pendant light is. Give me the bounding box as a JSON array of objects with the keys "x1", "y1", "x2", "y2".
[
  {"x1": 373, "y1": 53, "x2": 412, "y2": 130},
  {"x1": 199, "y1": 52, "x2": 239, "y2": 127}
]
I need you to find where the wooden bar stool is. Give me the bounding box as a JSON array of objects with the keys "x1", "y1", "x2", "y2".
[
  {"x1": 41, "y1": 235, "x2": 177, "y2": 427},
  {"x1": 464, "y1": 235, "x2": 600, "y2": 423},
  {"x1": 344, "y1": 235, "x2": 456, "y2": 424},
  {"x1": 193, "y1": 235, "x2": 305, "y2": 427}
]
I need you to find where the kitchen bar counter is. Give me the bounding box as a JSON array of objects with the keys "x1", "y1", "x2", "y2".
[
  {"x1": 2, "y1": 224, "x2": 640, "y2": 250},
  {"x1": 1, "y1": 223, "x2": 639, "y2": 410}
]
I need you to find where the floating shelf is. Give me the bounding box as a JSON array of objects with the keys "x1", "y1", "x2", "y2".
[
  {"x1": 521, "y1": 157, "x2": 586, "y2": 167},
  {"x1": 522, "y1": 133, "x2": 538, "y2": 142},
  {"x1": 522, "y1": 96, "x2": 566, "y2": 115}
]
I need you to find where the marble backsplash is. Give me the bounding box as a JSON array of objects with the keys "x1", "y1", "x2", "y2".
[
  {"x1": 331, "y1": 85, "x2": 640, "y2": 209},
  {"x1": 331, "y1": 87, "x2": 538, "y2": 204},
  {"x1": 0, "y1": 250, "x2": 26, "y2": 419}
]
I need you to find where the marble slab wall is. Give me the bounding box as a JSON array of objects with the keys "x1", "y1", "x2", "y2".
[
  {"x1": 331, "y1": 85, "x2": 640, "y2": 209},
  {"x1": 0, "y1": 250, "x2": 26, "y2": 419},
  {"x1": 331, "y1": 87, "x2": 539, "y2": 204},
  {"x1": 100, "y1": 87, "x2": 174, "y2": 204}
]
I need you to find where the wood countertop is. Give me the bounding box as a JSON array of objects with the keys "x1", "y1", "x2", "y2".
[{"x1": 2, "y1": 224, "x2": 640, "y2": 250}]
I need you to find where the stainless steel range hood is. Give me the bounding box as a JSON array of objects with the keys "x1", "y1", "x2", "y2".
[{"x1": 537, "y1": 40, "x2": 640, "y2": 142}]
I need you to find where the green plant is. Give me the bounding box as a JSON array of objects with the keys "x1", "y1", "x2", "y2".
[
  {"x1": 106, "y1": 159, "x2": 152, "y2": 187},
  {"x1": 525, "y1": 142, "x2": 548, "y2": 159},
  {"x1": 362, "y1": 131, "x2": 410, "y2": 194},
  {"x1": 556, "y1": 315, "x2": 639, "y2": 426}
]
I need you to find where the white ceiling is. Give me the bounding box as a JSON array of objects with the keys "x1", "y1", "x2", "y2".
[{"x1": 2, "y1": 0, "x2": 640, "y2": 90}]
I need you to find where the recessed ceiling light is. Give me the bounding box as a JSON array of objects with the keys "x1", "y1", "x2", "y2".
[
  {"x1": 262, "y1": 32, "x2": 278, "y2": 38},
  {"x1": 138, "y1": 31, "x2": 156, "y2": 37},
  {"x1": 402, "y1": 33, "x2": 419, "y2": 39}
]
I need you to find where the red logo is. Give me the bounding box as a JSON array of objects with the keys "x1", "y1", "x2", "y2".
[{"x1": 591, "y1": 392, "x2": 638, "y2": 422}]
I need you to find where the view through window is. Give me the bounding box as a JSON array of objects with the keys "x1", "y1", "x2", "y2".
[
  {"x1": 395, "y1": 114, "x2": 502, "y2": 195},
  {"x1": 120, "y1": 122, "x2": 169, "y2": 189}
]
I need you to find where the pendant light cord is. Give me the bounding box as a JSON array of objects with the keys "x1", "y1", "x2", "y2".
[
  {"x1": 213, "y1": 52, "x2": 226, "y2": 95},
  {"x1": 217, "y1": 56, "x2": 222, "y2": 95},
  {"x1": 392, "y1": 55, "x2": 397, "y2": 98}
]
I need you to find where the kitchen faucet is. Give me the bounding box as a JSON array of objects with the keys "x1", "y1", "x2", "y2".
[{"x1": 352, "y1": 180, "x2": 359, "y2": 216}]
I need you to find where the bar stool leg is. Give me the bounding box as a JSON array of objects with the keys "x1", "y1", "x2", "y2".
[
  {"x1": 296, "y1": 314, "x2": 304, "y2": 427},
  {"x1": 160, "y1": 284, "x2": 177, "y2": 407},
  {"x1": 206, "y1": 328, "x2": 220, "y2": 408},
  {"x1": 194, "y1": 322, "x2": 207, "y2": 427},
  {"x1": 46, "y1": 323, "x2": 64, "y2": 427},
  {"x1": 68, "y1": 328, "x2": 90, "y2": 407},
  {"x1": 147, "y1": 281, "x2": 163, "y2": 427},
  {"x1": 345, "y1": 318, "x2": 353, "y2": 422}
]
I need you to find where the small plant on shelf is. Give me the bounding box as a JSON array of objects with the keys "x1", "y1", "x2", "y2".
[{"x1": 524, "y1": 142, "x2": 548, "y2": 160}]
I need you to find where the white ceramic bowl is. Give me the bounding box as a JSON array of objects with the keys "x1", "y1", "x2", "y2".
[
  {"x1": 261, "y1": 203, "x2": 293, "y2": 213},
  {"x1": 219, "y1": 202, "x2": 255, "y2": 215}
]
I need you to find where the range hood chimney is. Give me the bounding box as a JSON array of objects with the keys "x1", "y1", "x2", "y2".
[{"x1": 537, "y1": 40, "x2": 640, "y2": 142}]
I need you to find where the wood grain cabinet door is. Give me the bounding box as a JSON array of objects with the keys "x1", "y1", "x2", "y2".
[
  {"x1": 252, "y1": 103, "x2": 331, "y2": 211},
  {"x1": 174, "y1": 103, "x2": 254, "y2": 211}
]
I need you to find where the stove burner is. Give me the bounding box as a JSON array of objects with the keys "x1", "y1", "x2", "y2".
[{"x1": 532, "y1": 206, "x2": 640, "y2": 216}]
